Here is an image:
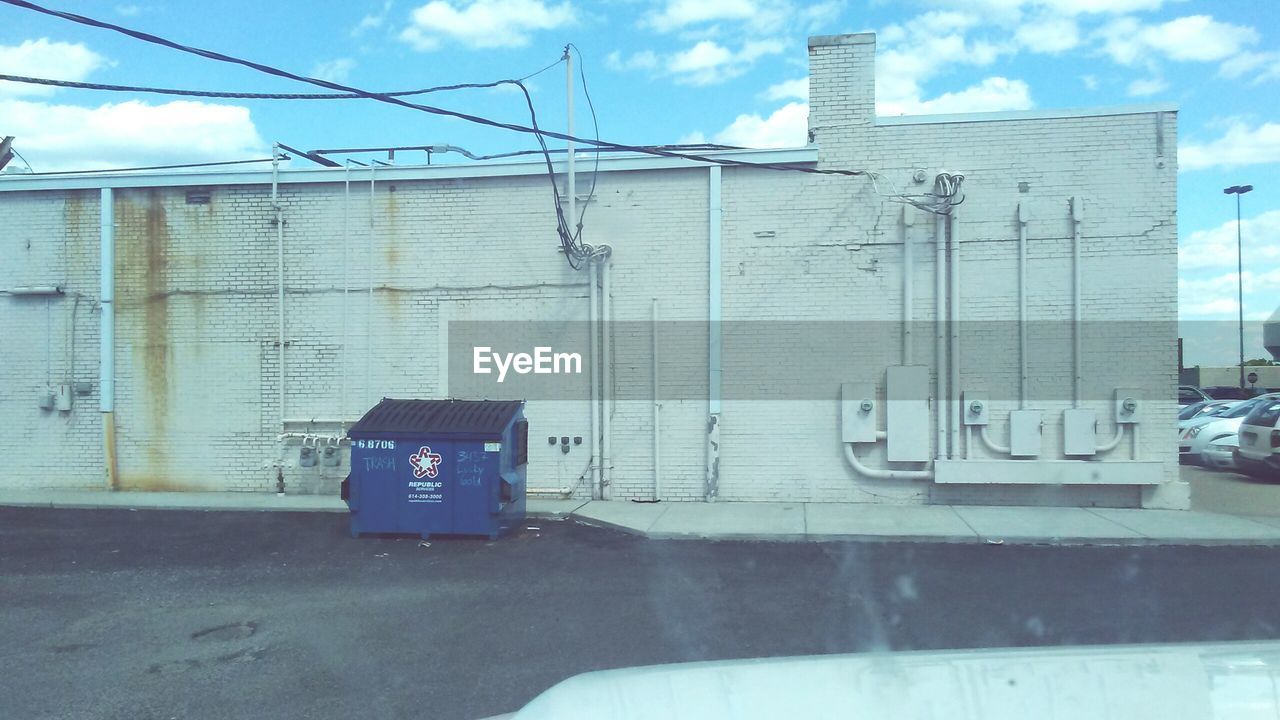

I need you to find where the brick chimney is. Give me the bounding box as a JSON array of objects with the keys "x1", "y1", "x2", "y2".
[{"x1": 807, "y1": 33, "x2": 876, "y2": 145}]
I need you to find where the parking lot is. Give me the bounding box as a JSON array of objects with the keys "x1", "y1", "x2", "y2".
[
  {"x1": 1186, "y1": 464, "x2": 1280, "y2": 517},
  {"x1": 6, "y1": 505, "x2": 1280, "y2": 720}
]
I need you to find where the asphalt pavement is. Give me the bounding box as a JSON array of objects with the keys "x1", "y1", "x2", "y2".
[
  {"x1": 4, "y1": 507, "x2": 1280, "y2": 720},
  {"x1": 1185, "y1": 464, "x2": 1280, "y2": 517}
]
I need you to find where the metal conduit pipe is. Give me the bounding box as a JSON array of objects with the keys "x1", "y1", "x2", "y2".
[
  {"x1": 902, "y1": 206, "x2": 914, "y2": 364},
  {"x1": 588, "y1": 261, "x2": 600, "y2": 499},
  {"x1": 341, "y1": 162, "x2": 352, "y2": 433},
  {"x1": 934, "y1": 211, "x2": 947, "y2": 461},
  {"x1": 1017, "y1": 203, "x2": 1029, "y2": 409},
  {"x1": 949, "y1": 211, "x2": 961, "y2": 459},
  {"x1": 652, "y1": 297, "x2": 661, "y2": 501},
  {"x1": 843, "y1": 443, "x2": 932, "y2": 481},
  {"x1": 1096, "y1": 424, "x2": 1127, "y2": 453},
  {"x1": 273, "y1": 144, "x2": 286, "y2": 428},
  {"x1": 367, "y1": 163, "x2": 376, "y2": 408},
  {"x1": 600, "y1": 253, "x2": 613, "y2": 499},
  {"x1": 979, "y1": 425, "x2": 1011, "y2": 455},
  {"x1": 99, "y1": 186, "x2": 118, "y2": 489},
  {"x1": 1071, "y1": 197, "x2": 1083, "y2": 408}
]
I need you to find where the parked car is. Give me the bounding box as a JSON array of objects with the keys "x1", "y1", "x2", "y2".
[
  {"x1": 1236, "y1": 398, "x2": 1280, "y2": 480},
  {"x1": 1203, "y1": 434, "x2": 1240, "y2": 470},
  {"x1": 1201, "y1": 385, "x2": 1259, "y2": 400},
  {"x1": 1180, "y1": 395, "x2": 1275, "y2": 463},
  {"x1": 1178, "y1": 399, "x2": 1238, "y2": 424},
  {"x1": 1179, "y1": 385, "x2": 1212, "y2": 407}
]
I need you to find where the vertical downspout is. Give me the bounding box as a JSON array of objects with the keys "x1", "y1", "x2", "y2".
[
  {"x1": 99, "y1": 187, "x2": 118, "y2": 490},
  {"x1": 934, "y1": 211, "x2": 947, "y2": 461},
  {"x1": 273, "y1": 144, "x2": 285, "y2": 428},
  {"x1": 566, "y1": 46, "x2": 576, "y2": 240},
  {"x1": 902, "y1": 206, "x2": 914, "y2": 364},
  {"x1": 706, "y1": 165, "x2": 722, "y2": 502},
  {"x1": 1071, "y1": 197, "x2": 1083, "y2": 408},
  {"x1": 341, "y1": 163, "x2": 351, "y2": 432},
  {"x1": 1018, "y1": 203, "x2": 1029, "y2": 409},
  {"x1": 601, "y1": 258, "x2": 612, "y2": 499},
  {"x1": 367, "y1": 164, "x2": 376, "y2": 406},
  {"x1": 588, "y1": 261, "x2": 600, "y2": 499},
  {"x1": 652, "y1": 297, "x2": 661, "y2": 501},
  {"x1": 949, "y1": 211, "x2": 961, "y2": 458}
]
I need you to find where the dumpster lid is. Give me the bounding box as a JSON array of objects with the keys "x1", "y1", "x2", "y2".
[{"x1": 348, "y1": 399, "x2": 523, "y2": 437}]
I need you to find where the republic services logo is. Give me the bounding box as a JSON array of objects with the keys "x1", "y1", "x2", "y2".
[{"x1": 409, "y1": 446, "x2": 442, "y2": 479}]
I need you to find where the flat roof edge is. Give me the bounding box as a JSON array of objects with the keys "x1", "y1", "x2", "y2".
[
  {"x1": 0, "y1": 147, "x2": 818, "y2": 192},
  {"x1": 876, "y1": 103, "x2": 1178, "y2": 127}
]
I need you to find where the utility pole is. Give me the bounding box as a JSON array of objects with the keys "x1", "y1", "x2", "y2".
[{"x1": 1224, "y1": 184, "x2": 1253, "y2": 388}]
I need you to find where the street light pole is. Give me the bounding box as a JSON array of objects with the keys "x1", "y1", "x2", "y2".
[{"x1": 1224, "y1": 184, "x2": 1253, "y2": 389}]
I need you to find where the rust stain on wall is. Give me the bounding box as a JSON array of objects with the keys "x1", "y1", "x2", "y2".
[
  {"x1": 118, "y1": 189, "x2": 174, "y2": 483},
  {"x1": 382, "y1": 188, "x2": 404, "y2": 321}
]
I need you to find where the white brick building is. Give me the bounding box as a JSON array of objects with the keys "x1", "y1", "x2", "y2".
[{"x1": 0, "y1": 34, "x2": 1185, "y2": 509}]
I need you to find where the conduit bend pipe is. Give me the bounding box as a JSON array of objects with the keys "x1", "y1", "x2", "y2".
[
  {"x1": 979, "y1": 425, "x2": 1011, "y2": 455},
  {"x1": 843, "y1": 443, "x2": 933, "y2": 481},
  {"x1": 1095, "y1": 424, "x2": 1127, "y2": 453}
]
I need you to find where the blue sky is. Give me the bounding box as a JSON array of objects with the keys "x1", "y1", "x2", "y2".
[{"x1": 0, "y1": 0, "x2": 1276, "y2": 365}]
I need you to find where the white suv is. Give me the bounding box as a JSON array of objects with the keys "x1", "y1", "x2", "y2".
[{"x1": 1236, "y1": 398, "x2": 1280, "y2": 480}]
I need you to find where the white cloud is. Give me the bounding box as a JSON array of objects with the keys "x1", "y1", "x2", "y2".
[
  {"x1": 115, "y1": 4, "x2": 142, "y2": 16},
  {"x1": 605, "y1": 49, "x2": 659, "y2": 72},
  {"x1": 0, "y1": 98, "x2": 265, "y2": 172},
  {"x1": 711, "y1": 101, "x2": 808, "y2": 148},
  {"x1": 1097, "y1": 14, "x2": 1258, "y2": 66},
  {"x1": 1081, "y1": 74, "x2": 1098, "y2": 90},
  {"x1": 1126, "y1": 76, "x2": 1167, "y2": 96},
  {"x1": 1179, "y1": 269, "x2": 1280, "y2": 319},
  {"x1": 1179, "y1": 121, "x2": 1280, "y2": 171},
  {"x1": 676, "y1": 130, "x2": 708, "y2": 144},
  {"x1": 0, "y1": 39, "x2": 108, "y2": 97},
  {"x1": 1179, "y1": 210, "x2": 1280, "y2": 272},
  {"x1": 311, "y1": 58, "x2": 356, "y2": 83},
  {"x1": 762, "y1": 77, "x2": 807, "y2": 101},
  {"x1": 929, "y1": 0, "x2": 1175, "y2": 19},
  {"x1": 354, "y1": 0, "x2": 394, "y2": 35},
  {"x1": 874, "y1": 11, "x2": 1018, "y2": 114},
  {"x1": 879, "y1": 76, "x2": 1033, "y2": 116},
  {"x1": 1013, "y1": 13, "x2": 1080, "y2": 53},
  {"x1": 399, "y1": 0, "x2": 574, "y2": 50},
  {"x1": 664, "y1": 39, "x2": 784, "y2": 85},
  {"x1": 1219, "y1": 50, "x2": 1280, "y2": 85},
  {"x1": 645, "y1": 0, "x2": 758, "y2": 32}
]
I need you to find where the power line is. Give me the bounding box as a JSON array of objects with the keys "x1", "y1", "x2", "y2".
[
  {"x1": 0, "y1": 71, "x2": 555, "y2": 100},
  {"x1": 10, "y1": 146, "x2": 34, "y2": 172},
  {"x1": 0, "y1": 0, "x2": 878, "y2": 179},
  {"x1": 18, "y1": 156, "x2": 280, "y2": 176}
]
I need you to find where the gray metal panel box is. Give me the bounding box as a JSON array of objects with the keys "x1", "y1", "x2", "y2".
[
  {"x1": 841, "y1": 383, "x2": 878, "y2": 443},
  {"x1": 1114, "y1": 388, "x2": 1141, "y2": 424},
  {"x1": 1009, "y1": 410, "x2": 1042, "y2": 458},
  {"x1": 1064, "y1": 408, "x2": 1097, "y2": 456},
  {"x1": 886, "y1": 366, "x2": 930, "y2": 462}
]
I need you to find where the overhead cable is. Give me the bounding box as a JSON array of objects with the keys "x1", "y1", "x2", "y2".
[{"x1": 0, "y1": 0, "x2": 876, "y2": 178}]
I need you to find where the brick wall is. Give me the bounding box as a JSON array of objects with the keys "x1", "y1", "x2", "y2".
[{"x1": 0, "y1": 32, "x2": 1181, "y2": 508}]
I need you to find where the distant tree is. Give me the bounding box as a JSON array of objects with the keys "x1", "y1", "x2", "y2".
[{"x1": 1244, "y1": 358, "x2": 1278, "y2": 366}]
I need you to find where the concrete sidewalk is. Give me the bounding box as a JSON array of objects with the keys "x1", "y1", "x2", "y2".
[{"x1": 3, "y1": 490, "x2": 1280, "y2": 545}]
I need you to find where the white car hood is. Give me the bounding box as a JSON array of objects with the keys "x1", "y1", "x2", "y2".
[{"x1": 508, "y1": 642, "x2": 1280, "y2": 720}]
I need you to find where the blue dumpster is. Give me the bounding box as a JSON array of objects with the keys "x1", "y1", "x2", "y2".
[{"x1": 343, "y1": 399, "x2": 528, "y2": 540}]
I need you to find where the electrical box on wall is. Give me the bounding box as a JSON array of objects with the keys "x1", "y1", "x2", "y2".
[
  {"x1": 962, "y1": 390, "x2": 989, "y2": 426},
  {"x1": 1064, "y1": 408, "x2": 1098, "y2": 456},
  {"x1": 1115, "y1": 388, "x2": 1141, "y2": 424},
  {"x1": 1009, "y1": 410, "x2": 1042, "y2": 457},
  {"x1": 886, "y1": 366, "x2": 930, "y2": 462},
  {"x1": 841, "y1": 383, "x2": 878, "y2": 443}
]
